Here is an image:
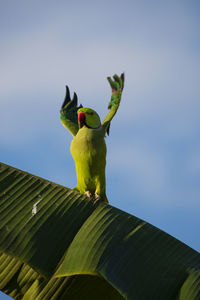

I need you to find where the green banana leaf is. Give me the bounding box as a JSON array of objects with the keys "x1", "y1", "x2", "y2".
[{"x1": 0, "y1": 162, "x2": 200, "y2": 300}]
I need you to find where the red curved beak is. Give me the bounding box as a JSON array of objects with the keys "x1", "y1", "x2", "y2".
[{"x1": 78, "y1": 111, "x2": 85, "y2": 128}]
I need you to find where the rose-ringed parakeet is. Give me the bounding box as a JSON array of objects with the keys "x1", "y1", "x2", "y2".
[{"x1": 60, "y1": 73, "x2": 124, "y2": 204}]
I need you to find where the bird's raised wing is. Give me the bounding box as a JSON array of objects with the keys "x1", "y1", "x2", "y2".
[
  {"x1": 60, "y1": 86, "x2": 83, "y2": 136},
  {"x1": 102, "y1": 73, "x2": 124, "y2": 135}
]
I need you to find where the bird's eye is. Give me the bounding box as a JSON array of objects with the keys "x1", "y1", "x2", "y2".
[{"x1": 87, "y1": 112, "x2": 94, "y2": 115}]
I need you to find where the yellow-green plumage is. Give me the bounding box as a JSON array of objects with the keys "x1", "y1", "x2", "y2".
[
  {"x1": 60, "y1": 73, "x2": 124, "y2": 204},
  {"x1": 71, "y1": 125, "x2": 108, "y2": 203}
]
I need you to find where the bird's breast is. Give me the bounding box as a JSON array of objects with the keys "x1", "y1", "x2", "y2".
[{"x1": 70, "y1": 128, "x2": 106, "y2": 162}]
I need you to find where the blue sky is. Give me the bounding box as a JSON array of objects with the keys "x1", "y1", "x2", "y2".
[{"x1": 0, "y1": 1, "x2": 200, "y2": 298}]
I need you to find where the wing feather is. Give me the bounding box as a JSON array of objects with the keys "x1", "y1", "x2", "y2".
[
  {"x1": 102, "y1": 73, "x2": 124, "y2": 135},
  {"x1": 60, "y1": 86, "x2": 82, "y2": 136}
]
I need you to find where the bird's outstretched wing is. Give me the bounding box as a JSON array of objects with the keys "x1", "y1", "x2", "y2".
[
  {"x1": 102, "y1": 73, "x2": 124, "y2": 135},
  {"x1": 60, "y1": 86, "x2": 83, "y2": 136}
]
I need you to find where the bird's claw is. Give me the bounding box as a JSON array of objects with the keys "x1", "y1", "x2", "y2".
[
  {"x1": 84, "y1": 191, "x2": 103, "y2": 205},
  {"x1": 84, "y1": 191, "x2": 92, "y2": 198},
  {"x1": 93, "y1": 194, "x2": 103, "y2": 205}
]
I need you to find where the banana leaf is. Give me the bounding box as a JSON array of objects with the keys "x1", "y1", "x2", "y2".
[{"x1": 0, "y1": 162, "x2": 200, "y2": 300}]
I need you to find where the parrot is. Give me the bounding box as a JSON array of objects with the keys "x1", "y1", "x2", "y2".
[{"x1": 60, "y1": 73, "x2": 124, "y2": 204}]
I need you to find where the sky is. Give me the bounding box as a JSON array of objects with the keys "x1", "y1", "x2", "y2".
[{"x1": 0, "y1": 0, "x2": 200, "y2": 298}]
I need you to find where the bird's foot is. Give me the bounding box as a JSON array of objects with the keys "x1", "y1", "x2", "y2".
[
  {"x1": 84, "y1": 191, "x2": 103, "y2": 205},
  {"x1": 84, "y1": 191, "x2": 92, "y2": 198},
  {"x1": 93, "y1": 194, "x2": 103, "y2": 205}
]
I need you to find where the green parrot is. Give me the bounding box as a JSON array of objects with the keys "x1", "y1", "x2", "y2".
[{"x1": 60, "y1": 73, "x2": 124, "y2": 204}]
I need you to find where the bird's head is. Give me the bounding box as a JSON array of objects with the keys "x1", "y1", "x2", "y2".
[{"x1": 77, "y1": 107, "x2": 101, "y2": 129}]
